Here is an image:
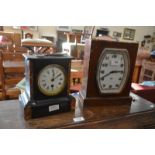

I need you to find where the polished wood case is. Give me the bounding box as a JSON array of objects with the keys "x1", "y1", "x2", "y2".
[{"x1": 79, "y1": 39, "x2": 138, "y2": 106}]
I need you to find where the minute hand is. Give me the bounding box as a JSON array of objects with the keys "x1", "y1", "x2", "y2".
[
  {"x1": 53, "y1": 73, "x2": 61, "y2": 80},
  {"x1": 102, "y1": 70, "x2": 123, "y2": 78}
]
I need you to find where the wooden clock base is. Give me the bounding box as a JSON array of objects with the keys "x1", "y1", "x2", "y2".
[
  {"x1": 79, "y1": 91, "x2": 132, "y2": 107},
  {"x1": 19, "y1": 91, "x2": 72, "y2": 120}
]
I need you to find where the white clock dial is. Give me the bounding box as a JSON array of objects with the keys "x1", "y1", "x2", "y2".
[
  {"x1": 96, "y1": 48, "x2": 130, "y2": 94},
  {"x1": 38, "y1": 64, "x2": 66, "y2": 96}
]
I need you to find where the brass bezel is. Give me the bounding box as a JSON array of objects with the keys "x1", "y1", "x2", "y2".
[{"x1": 38, "y1": 64, "x2": 66, "y2": 96}]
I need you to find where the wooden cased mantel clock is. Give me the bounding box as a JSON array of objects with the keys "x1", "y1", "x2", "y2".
[
  {"x1": 19, "y1": 54, "x2": 73, "y2": 120},
  {"x1": 79, "y1": 39, "x2": 138, "y2": 106}
]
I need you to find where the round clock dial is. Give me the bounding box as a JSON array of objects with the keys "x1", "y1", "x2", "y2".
[
  {"x1": 38, "y1": 64, "x2": 66, "y2": 96},
  {"x1": 96, "y1": 48, "x2": 130, "y2": 94}
]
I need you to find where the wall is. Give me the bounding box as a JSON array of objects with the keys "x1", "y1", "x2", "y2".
[
  {"x1": 3, "y1": 26, "x2": 155, "y2": 44},
  {"x1": 38, "y1": 26, "x2": 57, "y2": 41},
  {"x1": 97, "y1": 26, "x2": 155, "y2": 43},
  {"x1": 38, "y1": 26, "x2": 155, "y2": 44},
  {"x1": 3, "y1": 26, "x2": 39, "y2": 38},
  {"x1": 38, "y1": 26, "x2": 84, "y2": 42}
]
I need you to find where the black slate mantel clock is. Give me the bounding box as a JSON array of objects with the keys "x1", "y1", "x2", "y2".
[
  {"x1": 79, "y1": 39, "x2": 138, "y2": 106},
  {"x1": 19, "y1": 53, "x2": 73, "y2": 120}
]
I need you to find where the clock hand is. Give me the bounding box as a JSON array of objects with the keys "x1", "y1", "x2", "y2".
[
  {"x1": 52, "y1": 69, "x2": 55, "y2": 77},
  {"x1": 111, "y1": 70, "x2": 123, "y2": 74},
  {"x1": 51, "y1": 73, "x2": 61, "y2": 81},
  {"x1": 102, "y1": 70, "x2": 123, "y2": 78},
  {"x1": 54, "y1": 73, "x2": 61, "y2": 80}
]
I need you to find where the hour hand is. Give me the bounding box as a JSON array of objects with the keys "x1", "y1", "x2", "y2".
[{"x1": 110, "y1": 70, "x2": 123, "y2": 74}]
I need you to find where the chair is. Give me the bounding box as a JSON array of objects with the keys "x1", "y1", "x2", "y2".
[
  {"x1": 62, "y1": 32, "x2": 83, "y2": 59},
  {"x1": 0, "y1": 51, "x2": 25, "y2": 100},
  {"x1": 0, "y1": 31, "x2": 27, "y2": 53},
  {"x1": 62, "y1": 26, "x2": 95, "y2": 59}
]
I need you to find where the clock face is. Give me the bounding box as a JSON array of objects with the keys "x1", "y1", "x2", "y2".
[
  {"x1": 38, "y1": 64, "x2": 66, "y2": 96},
  {"x1": 96, "y1": 48, "x2": 130, "y2": 94}
]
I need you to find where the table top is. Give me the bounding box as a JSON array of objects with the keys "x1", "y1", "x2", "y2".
[{"x1": 0, "y1": 93, "x2": 155, "y2": 129}]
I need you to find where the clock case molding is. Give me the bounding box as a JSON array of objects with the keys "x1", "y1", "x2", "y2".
[
  {"x1": 79, "y1": 39, "x2": 138, "y2": 106},
  {"x1": 19, "y1": 54, "x2": 73, "y2": 120}
]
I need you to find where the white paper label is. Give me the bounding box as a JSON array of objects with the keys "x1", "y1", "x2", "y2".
[{"x1": 49, "y1": 104, "x2": 59, "y2": 112}]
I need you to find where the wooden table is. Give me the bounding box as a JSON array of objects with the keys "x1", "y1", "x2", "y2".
[{"x1": 0, "y1": 93, "x2": 155, "y2": 129}]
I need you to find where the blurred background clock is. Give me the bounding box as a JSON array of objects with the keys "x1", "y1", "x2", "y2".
[
  {"x1": 79, "y1": 39, "x2": 138, "y2": 106},
  {"x1": 19, "y1": 54, "x2": 73, "y2": 119}
]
